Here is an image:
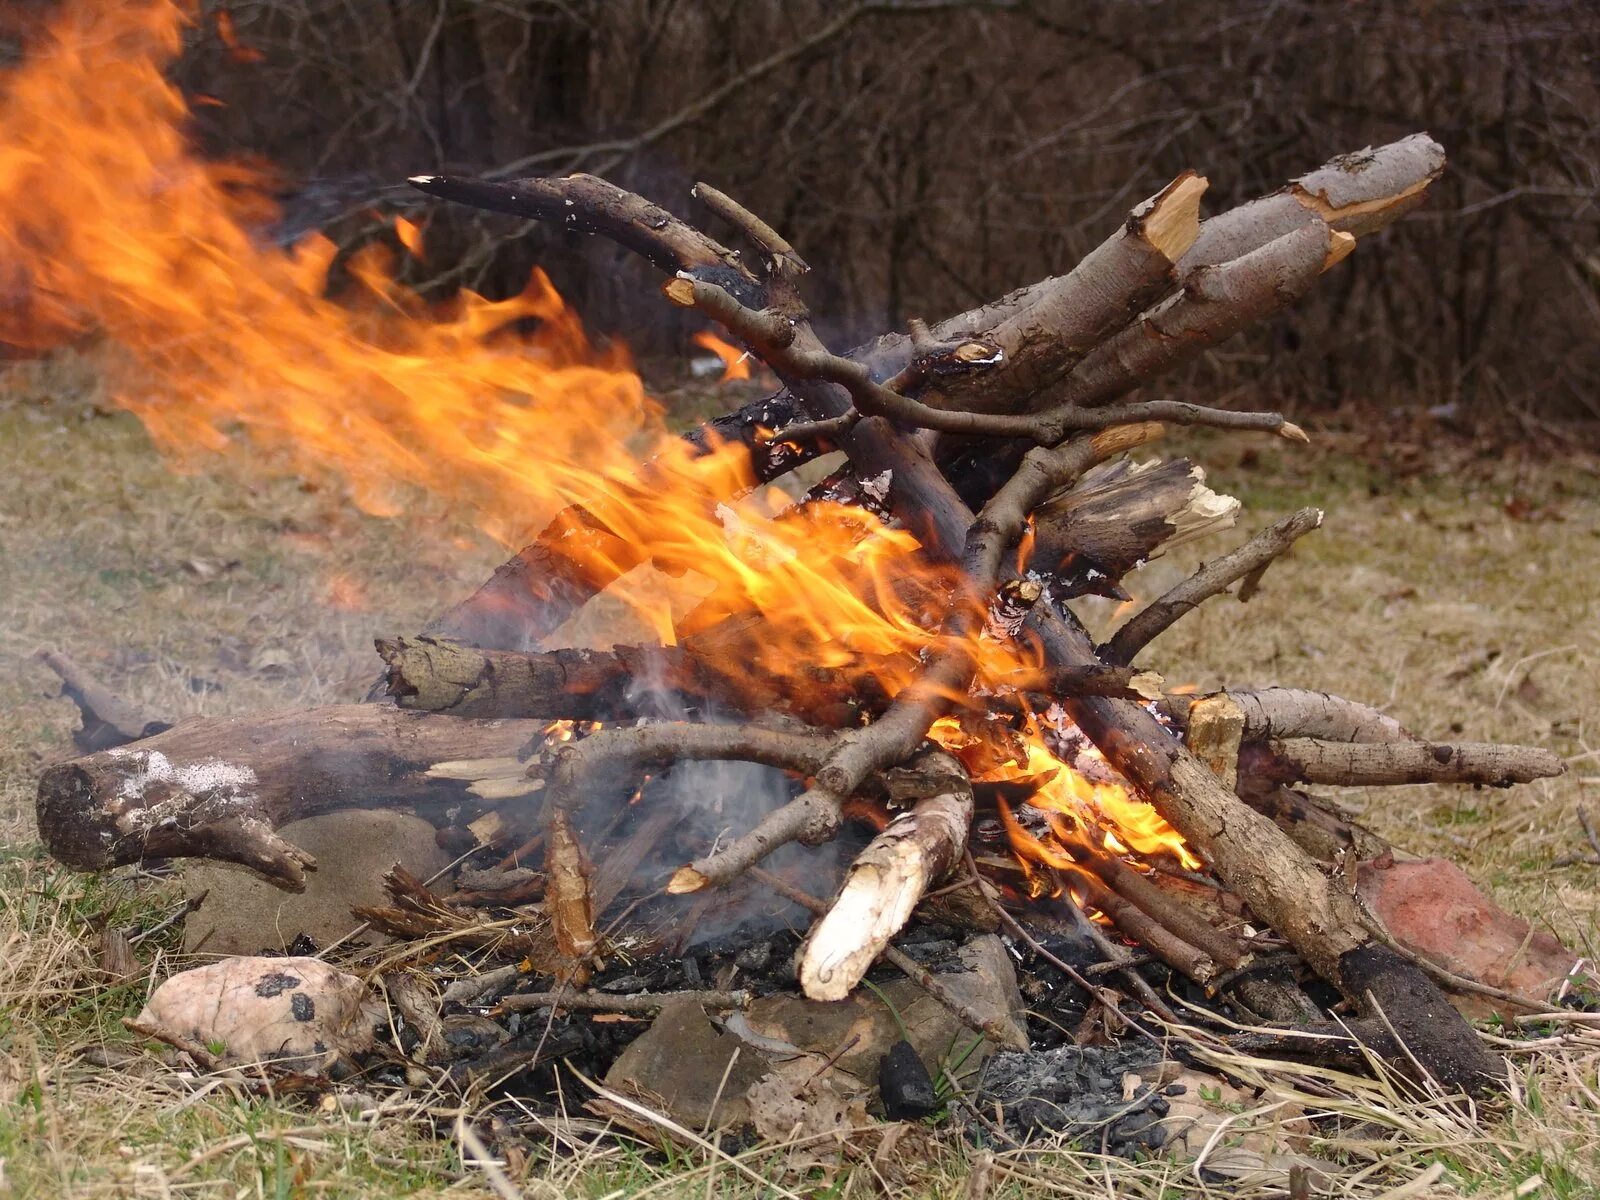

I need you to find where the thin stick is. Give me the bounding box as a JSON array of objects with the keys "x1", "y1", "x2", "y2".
[
  {"x1": 494, "y1": 989, "x2": 750, "y2": 1016},
  {"x1": 1101, "y1": 507, "x2": 1324, "y2": 664}
]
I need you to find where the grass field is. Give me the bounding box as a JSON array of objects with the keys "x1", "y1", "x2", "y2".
[{"x1": 1, "y1": 357, "x2": 1598, "y2": 1197}]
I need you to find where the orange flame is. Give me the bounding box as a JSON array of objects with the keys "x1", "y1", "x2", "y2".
[
  {"x1": 0, "y1": 0, "x2": 1191, "y2": 884},
  {"x1": 393, "y1": 216, "x2": 424, "y2": 259},
  {"x1": 692, "y1": 331, "x2": 752, "y2": 381}
]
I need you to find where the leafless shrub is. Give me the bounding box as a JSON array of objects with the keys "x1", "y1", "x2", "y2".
[{"x1": 173, "y1": 0, "x2": 1600, "y2": 426}]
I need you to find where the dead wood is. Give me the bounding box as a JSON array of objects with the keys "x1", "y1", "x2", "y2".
[
  {"x1": 1077, "y1": 850, "x2": 1248, "y2": 973},
  {"x1": 35, "y1": 704, "x2": 542, "y2": 889},
  {"x1": 1025, "y1": 458, "x2": 1240, "y2": 598},
  {"x1": 495, "y1": 988, "x2": 751, "y2": 1016},
  {"x1": 417, "y1": 138, "x2": 1438, "y2": 656},
  {"x1": 1239, "y1": 786, "x2": 1396, "y2": 866},
  {"x1": 1181, "y1": 134, "x2": 1447, "y2": 270},
  {"x1": 380, "y1": 618, "x2": 894, "y2": 725},
  {"x1": 670, "y1": 424, "x2": 1163, "y2": 895},
  {"x1": 1072, "y1": 872, "x2": 1219, "y2": 987},
  {"x1": 545, "y1": 808, "x2": 597, "y2": 962},
  {"x1": 1246, "y1": 738, "x2": 1565, "y2": 789},
  {"x1": 1161, "y1": 687, "x2": 1415, "y2": 745},
  {"x1": 410, "y1": 172, "x2": 758, "y2": 292},
  {"x1": 1101, "y1": 508, "x2": 1325, "y2": 664},
  {"x1": 1031, "y1": 605, "x2": 1501, "y2": 1092},
  {"x1": 797, "y1": 749, "x2": 974, "y2": 1001},
  {"x1": 36, "y1": 649, "x2": 170, "y2": 752}
]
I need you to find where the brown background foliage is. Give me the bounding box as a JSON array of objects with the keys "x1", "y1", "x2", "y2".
[{"x1": 147, "y1": 2, "x2": 1600, "y2": 426}]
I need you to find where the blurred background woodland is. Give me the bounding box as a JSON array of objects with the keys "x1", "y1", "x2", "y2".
[{"x1": 5, "y1": 0, "x2": 1600, "y2": 432}]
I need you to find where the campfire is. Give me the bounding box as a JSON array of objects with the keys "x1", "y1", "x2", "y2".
[{"x1": 10, "y1": 0, "x2": 1583, "y2": 1168}]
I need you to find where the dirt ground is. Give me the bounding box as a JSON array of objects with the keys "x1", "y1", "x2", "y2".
[{"x1": 2, "y1": 360, "x2": 1598, "y2": 1197}]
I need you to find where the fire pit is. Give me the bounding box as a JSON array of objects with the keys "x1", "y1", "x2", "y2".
[{"x1": 28, "y1": 123, "x2": 1580, "y2": 1159}]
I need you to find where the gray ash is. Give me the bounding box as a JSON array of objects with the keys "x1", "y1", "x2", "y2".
[{"x1": 975, "y1": 1043, "x2": 1172, "y2": 1152}]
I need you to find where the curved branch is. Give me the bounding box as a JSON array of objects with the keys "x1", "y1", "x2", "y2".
[{"x1": 1101, "y1": 507, "x2": 1324, "y2": 665}]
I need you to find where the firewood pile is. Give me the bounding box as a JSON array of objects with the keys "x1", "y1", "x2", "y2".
[{"x1": 37, "y1": 133, "x2": 1576, "y2": 1118}]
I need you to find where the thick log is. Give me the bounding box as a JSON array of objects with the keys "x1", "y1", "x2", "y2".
[
  {"x1": 35, "y1": 705, "x2": 543, "y2": 889},
  {"x1": 1182, "y1": 134, "x2": 1447, "y2": 270},
  {"x1": 379, "y1": 617, "x2": 892, "y2": 725},
  {"x1": 797, "y1": 749, "x2": 974, "y2": 1001}
]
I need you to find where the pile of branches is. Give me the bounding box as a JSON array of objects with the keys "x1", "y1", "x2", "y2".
[{"x1": 37, "y1": 134, "x2": 1563, "y2": 1094}]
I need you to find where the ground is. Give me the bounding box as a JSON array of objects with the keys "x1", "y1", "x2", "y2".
[{"x1": 1, "y1": 357, "x2": 1597, "y2": 1197}]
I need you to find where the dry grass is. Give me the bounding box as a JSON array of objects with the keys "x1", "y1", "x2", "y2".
[{"x1": 1, "y1": 362, "x2": 1598, "y2": 1196}]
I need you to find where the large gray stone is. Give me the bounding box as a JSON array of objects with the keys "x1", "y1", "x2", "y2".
[
  {"x1": 604, "y1": 996, "x2": 774, "y2": 1128},
  {"x1": 182, "y1": 810, "x2": 450, "y2": 955}
]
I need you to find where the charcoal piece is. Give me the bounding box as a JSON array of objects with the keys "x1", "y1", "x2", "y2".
[
  {"x1": 878, "y1": 1039, "x2": 939, "y2": 1120},
  {"x1": 975, "y1": 1043, "x2": 1170, "y2": 1150}
]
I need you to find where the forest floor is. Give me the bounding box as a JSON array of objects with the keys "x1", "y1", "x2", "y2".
[{"x1": 1, "y1": 356, "x2": 1598, "y2": 1197}]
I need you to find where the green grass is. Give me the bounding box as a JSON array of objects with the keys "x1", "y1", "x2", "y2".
[{"x1": 1, "y1": 358, "x2": 1598, "y2": 1196}]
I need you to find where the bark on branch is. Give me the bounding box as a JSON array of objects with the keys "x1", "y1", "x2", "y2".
[
  {"x1": 1101, "y1": 507, "x2": 1325, "y2": 664},
  {"x1": 35, "y1": 705, "x2": 543, "y2": 889}
]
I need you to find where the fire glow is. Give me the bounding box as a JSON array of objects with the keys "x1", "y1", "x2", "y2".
[{"x1": 0, "y1": 2, "x2": 1191, "y2": 873}]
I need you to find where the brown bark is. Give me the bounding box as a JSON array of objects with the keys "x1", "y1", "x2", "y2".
[
  {"x1": 1025, "y1": 458, "x2": 1239, "y2": 597},
  {"x1": 1247, "y1": 737, "x2": 1564, "y2": 789},
  {"x1": 35, "y1": 705, "x2": 542, "y2": 889},
  {"x1": 380, "y1": 617, "x2": 894, "y2": 725}
]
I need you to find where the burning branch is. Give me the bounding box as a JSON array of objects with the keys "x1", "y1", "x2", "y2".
[{"x1": 39, "y1": 130, "x2": 1562, "y2": 1098}]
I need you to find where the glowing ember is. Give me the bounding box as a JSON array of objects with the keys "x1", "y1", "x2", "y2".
[{"x1": 0, "y1": 0, "x2": 1193, "y2": 881}]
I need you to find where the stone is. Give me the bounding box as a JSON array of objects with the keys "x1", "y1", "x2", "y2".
[
  {"x1": 878, "y1": 1039, "x2": 938, "y2": 1119},
  {"x1": 134, "y1": 956, "x2": 380, "y2": 1068},
  {"x1": 603, "y1": 996, "x2": 774, "y2": 1128},
  {"x1": 1357, "y1": 856, "x2": 1586, "y2": 1018},
  {"x1": 600, "y1": 934, "x2": 1026, "y2": 1130},
  {"x1": 182, "y1": 810, "x2": 451, "y2": 955}
]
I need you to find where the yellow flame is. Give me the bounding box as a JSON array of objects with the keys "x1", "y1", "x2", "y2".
[{"x1": 0, "y1": 0, "x2": 1195, "y2": 878}]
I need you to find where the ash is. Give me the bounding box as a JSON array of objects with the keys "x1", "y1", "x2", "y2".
[{"x1": 976, "y1": 1042, "x2": 1173, "y2": 1151}]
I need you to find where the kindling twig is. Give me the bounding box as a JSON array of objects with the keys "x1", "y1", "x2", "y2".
[
  {"x1": 1101, "y1": 507, "x2": 1325, "y2": 665},
  {"x1": 494, "y1": 989, "x2": 750, "y2": 1016}
]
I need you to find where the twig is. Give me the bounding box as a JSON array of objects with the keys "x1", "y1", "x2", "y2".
[
  {"x1": 1100, "y1": 507, "x2": 1324, "y2": 664},
  {"x1": 1553, "y1": 806, "x2": 1600, "y2": 867},
  {"x1": 963, "y1": 857, "x2": 1173, "y2": 1038},
  {"x1": 693, "y1": 181, "x2": 808, "y2": 276},
  {"x1": 494, "y1": 989, "x2": 750, "y2": 1016}
]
